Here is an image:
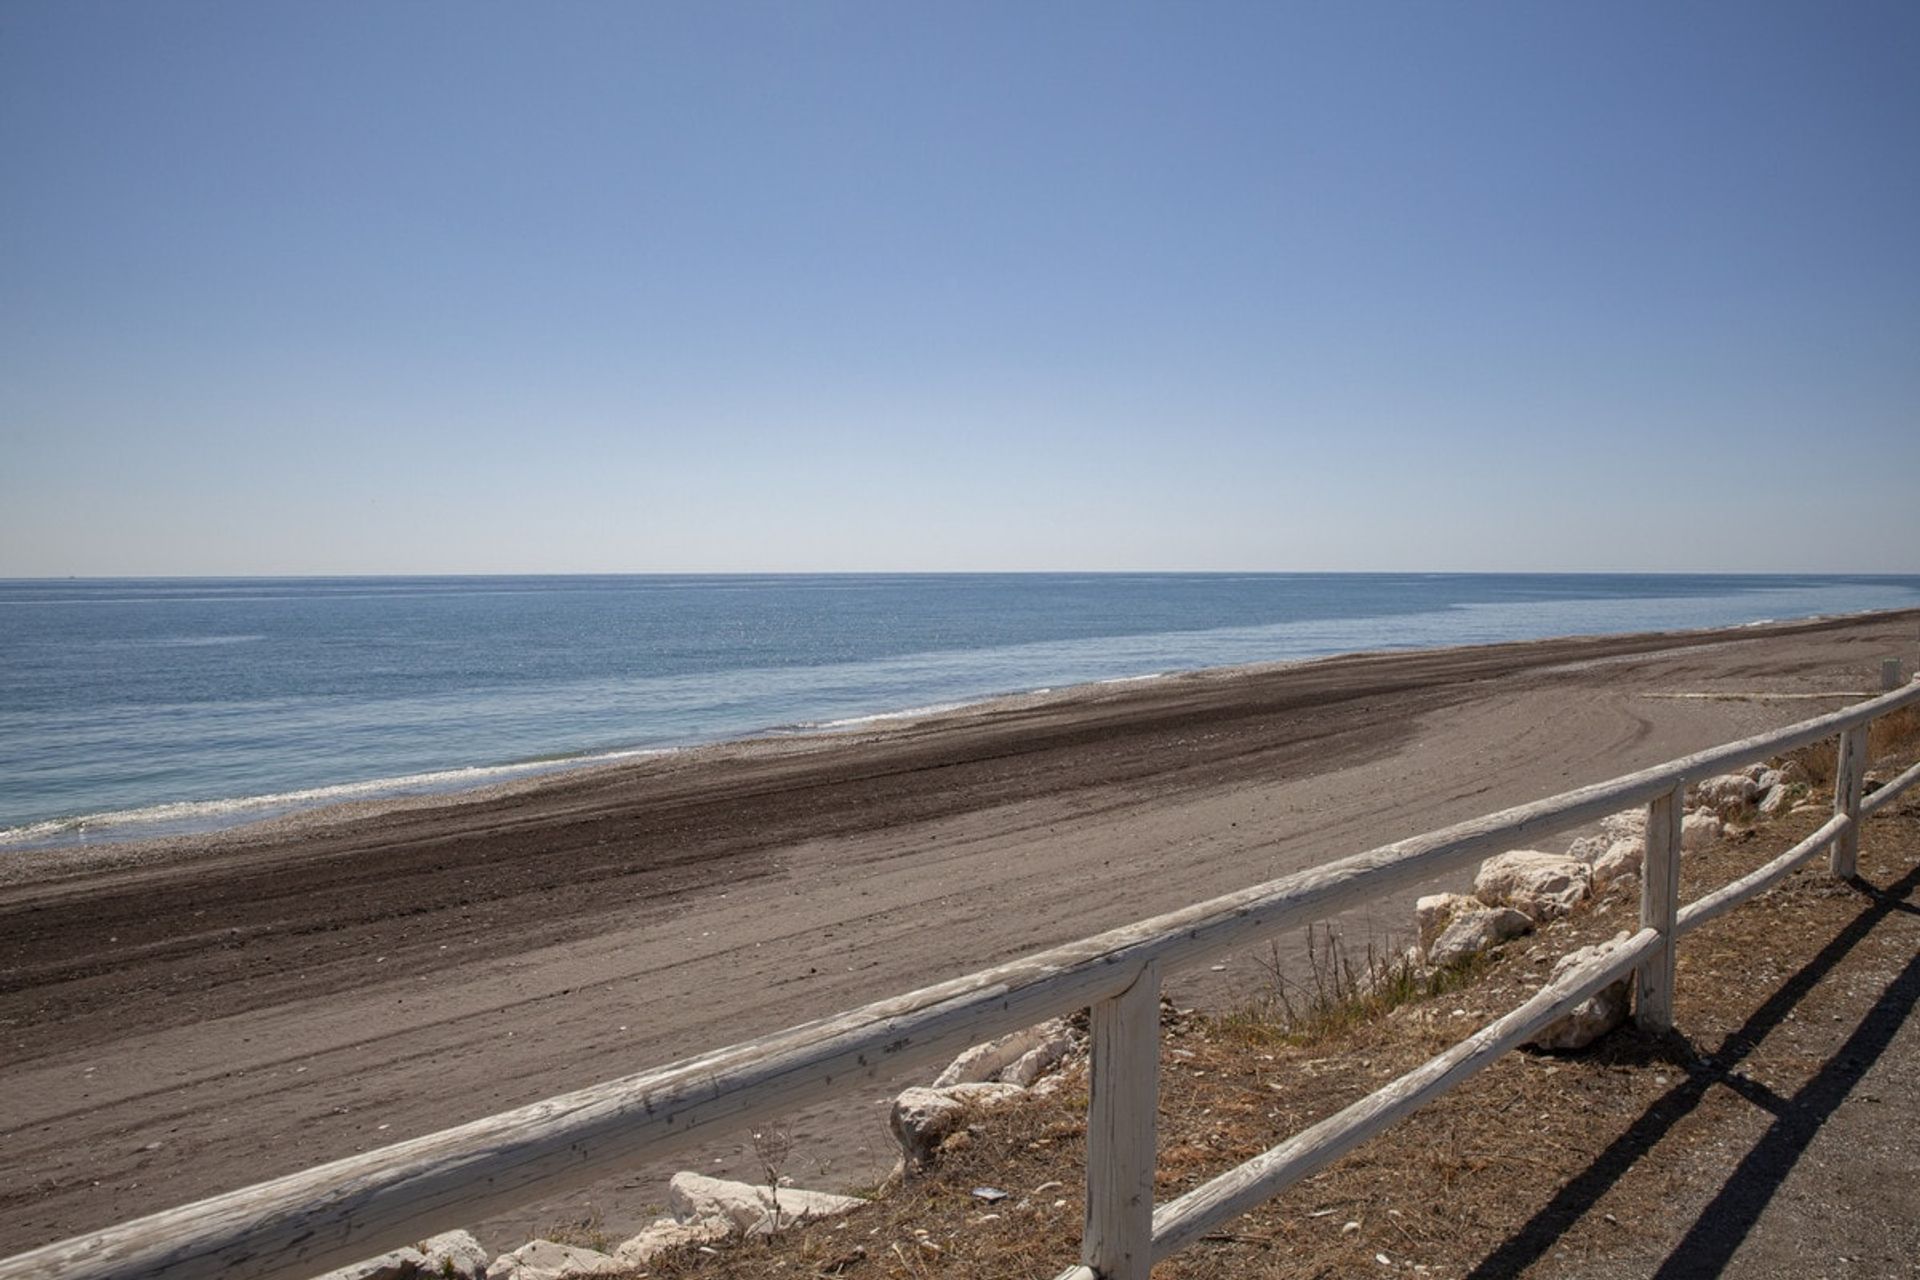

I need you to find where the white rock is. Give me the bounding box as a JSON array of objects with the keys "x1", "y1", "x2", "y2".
[
  {"x1": 615, "y1": 1215, "x2": 734, "y2": 1264},
  {"x1": 1474, "y1": 851, "x2": 1592, "y2": 923},
  {"x1": 1427, "y1": 905, "x2": 1533, "y2": 967},
  {"x1": 1526, "y1": 932, "x2": 1633, "y2": 1051},
  {"x1": 1744, "y1": 762, "x2": 1772, "y2": 783},
  {"x1": 890, "y1": 1082, "x2": 1025, "y2": 1170},
  {"x1": 312, "y1": 1248, "x2": 428, "y2": 1280},
  {"x1": 1600, "y1": 809, "x2": 1647, "y2": 843},
  {"x1": 1758, "y1": 784, "x2": 1796, "y2": 816},
  {"x1": 1692, "y1": 773, "x2": 1756, "y2": 808},
  {"x1": 998, "y1": 1025, "x2": 1074, "y2": 1087},
  {"x1": 933, "y1": 1019, "x2": 1070, "y2": 1087},
  {"x1": 1565, "y1": 834, "x2": 1611, "y2": 862},
  {"x1": 667, "y1": 1171, "x2": 865, "y2": 1235},
  {"x1": 418, "y1": 1231, "x2": 489, "y2": 1280},
  {"x1": 1590, "y1": 839, "x2": 1644, "y2": 892},
  {"x1": 1414, "y1": 892, "x2": 1478, "y2": 950},
  {"x1": 486, "y1": 1240, "x2": 624, "y2": 1280},
  {"x1": 1680, "y1": 810, "x2": 1722, "y2": 850}
]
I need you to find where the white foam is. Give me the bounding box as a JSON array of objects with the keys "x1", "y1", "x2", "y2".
[
  {"x1": 808, "y1": 701, "x2": 972, "y2": 731},
  {"x1": 0, "y1": 748, "x2": 672, "y2": 848}
]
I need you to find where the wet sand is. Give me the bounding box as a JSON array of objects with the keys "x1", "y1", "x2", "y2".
[{"x1": 2, "y1": 609, "x2": 1916, "y2": 1255}]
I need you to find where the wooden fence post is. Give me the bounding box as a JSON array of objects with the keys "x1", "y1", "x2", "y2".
[
  {"x1": 1635, "y1": 785, "x2": 1683, "y2": 1031},
  {"x1": 1082, "y1": 960, "x2": 1160, "y2": 1280},
  {"x1": 1830, "y1": 725, "x2": 1869, "y2": 878}
]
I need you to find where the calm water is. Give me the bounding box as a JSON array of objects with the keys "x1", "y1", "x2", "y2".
[{"x1": 4, "y1": 573, "x2": 1917, "y2": 847}]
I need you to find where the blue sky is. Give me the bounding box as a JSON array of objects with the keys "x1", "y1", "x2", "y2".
[{"x1": 2, "y1": 2, "x2": 1916, "y2": 575}]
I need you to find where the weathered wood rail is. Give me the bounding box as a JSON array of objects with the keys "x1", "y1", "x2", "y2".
[{"x1": 6, "y1": 678, "x2": 1918, "y2": 1280}]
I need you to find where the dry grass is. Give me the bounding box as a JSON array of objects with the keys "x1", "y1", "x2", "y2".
[
  {"x1": 613, "y1": 736, "x2": 1920, "y2": 1279},
  {"x1": 1209, "y1": 928, "x2": 1492, "y2": 1050},
  {"x1": 1786, "y1": 702, "x2": 1920, "y2": 791}
]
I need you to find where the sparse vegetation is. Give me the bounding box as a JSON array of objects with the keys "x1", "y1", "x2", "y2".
[
  {"x1": 615, "y1": 735, "x2": 1920, "y2": 1279},
  {"x1": 1209, "y1": 928, "x2": 1491, "y2": 1050}
]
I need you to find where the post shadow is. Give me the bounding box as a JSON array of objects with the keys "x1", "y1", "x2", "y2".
[{"x1": 1464, "y1": 861, "x2": 1920, "y2": 1280}]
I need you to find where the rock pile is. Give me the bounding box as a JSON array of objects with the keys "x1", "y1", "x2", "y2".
[
  {"x1": 392, "y1": 1015, "x2": 1084, "y2": 1278},
  {"x1": 1406, "y1": 755, "x2": 1818, "y2": 1049}
]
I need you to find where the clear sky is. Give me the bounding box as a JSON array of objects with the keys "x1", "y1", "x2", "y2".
[{"x1": 2, "y1": 2, "x2": 1916, "y2": 576}]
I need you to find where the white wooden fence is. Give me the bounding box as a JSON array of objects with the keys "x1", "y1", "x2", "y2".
[{"x1": 6, "y1": 678, "x2": 1918, "y2": 1280}]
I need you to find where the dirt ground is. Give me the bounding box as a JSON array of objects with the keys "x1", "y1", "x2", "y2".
[
  {"x1": 630, "y1": 726, "x2": 1920, "y2": 1279},
  {"x1": 2, "y1": 609, "x2": 1916, "y2": 1259}
]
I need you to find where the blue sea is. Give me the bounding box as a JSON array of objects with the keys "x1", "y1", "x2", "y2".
[{"x1": 3, "y1": 573, "x2": 1917, "y2": 849}]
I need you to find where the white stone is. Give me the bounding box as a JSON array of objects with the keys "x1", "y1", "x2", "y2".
[
  {"x1": 485, "y1": 1240, "x2": 624, "y2": 1280},
  {"x1": 1426, "y1": 905, "x2": 1533, "y2": 967},
  {"x1": 889, "y1": 1082, "x2": 1025, "y2": 1170},
  {"x1": 1526, "y1": 932, "x2": 1633, "y2": 1051},
  {"x1": 614, "y1": 1215, "x2": 734, "y2": 1264},
  {"x1": 1744, "y1": 762, "x2": 1772, "y2": 783},
  {"x1": 1692, "y1": 773, "x2": 1757, "y2": 815},
  {"x1": 1564, "y1": 834, "x2": 1611, "y2": 862},
  {"x1": 667, "y1": 1170, "x2": 866, "y2": 1235},
  {"x1": 933, "y1": 1019, "x2": 1070, "y2": 1087},
  {"x1": 1590, "y1": 839, "x2": 1644, "y2": 892},
  {"x1": 418, "y1": 1231, "x2": 489, "y2": 1280},
  {"x1": 1414, "y1": 892, "x2": 1478, "y2": 950},
  {"x1": 312, "y1": 1248, "x2": 428, "y2": 1280},
  {"x1": 998, "y1": 1025, "x2": 1074, "y2": 1087},
  {"x1": 1474, "y1": 851, "x2": 1592, "y2": 923},
  {"x1": 1758, "y1": 783, "x2": 1795, "y2": 816},
  {"x1": 1600, "y1": 809, "x2": 1647, "y2": 843},
  {"x1": 1680, "y1": 810, "x2": 1722, "y2": 850}
]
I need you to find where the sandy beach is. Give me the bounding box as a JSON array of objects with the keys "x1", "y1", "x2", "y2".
[{"x1": 3, "y1": 609, "x2": 1917, "y2": 1257}]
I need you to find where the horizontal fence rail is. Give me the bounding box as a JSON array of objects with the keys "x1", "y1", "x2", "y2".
[{"x1": 5, "y1": 678, "x2": 1919, "y2": 1280}]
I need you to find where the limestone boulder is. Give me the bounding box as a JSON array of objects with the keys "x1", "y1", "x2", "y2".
[
  {"x1": 1427, "y1": 905, "x2": 1533, "y2": 968},
  {"x1": 1680, "y1": 810, "x2": 1722, "y2": 850},
  {"x1": 667, "y1": 1171, "x2": 864, "y2": 1235},
  {"x1": 313, "y1": 1248, "x2": 428, "y2": 1280},
  {"x1": 1565, "y1": 834, "x2": 1611, "y2": 862},
  {"x1": 1600, "y1": 809, "x2": 1647, "y2": 844},
  {"x1": 1590, "y1": 839, "x2": 1644, "y2": 892},
  {"x1": 615, "y1": 1216, "x2": 733, "y2": 1265},
  {"x1": 1758, "y1": 784, "x2": 1796, "y2": 816},
  {"x1": 418, "y1": 1231, "x2": 489, "y2": 1280},
  {"x1": 890, "y1": 1082, "x2": 1024, "y2": 1171},
  {"x1": 486, "y1": 1240, "x2": 624, "y2": 1280},
  {"x1": 935, "y1": 1019, "x2": 1072, "y2": 1088},
  {"x1": 1474, "y1": 851, "x2": 1592, "y2": 922},
  {"x1": 1692, "y1": 773, "x2": 1757, "y2": 812},
  {"x1": 1526, "y1": 932, "x2": 1633, "y2": 1051},
  {"x1": 999, "y1": 1024, "x2": 1075, "y2": 1087},
  {"x1": 1414, "y1": 893, "x2": 1479, "y2": 950}
]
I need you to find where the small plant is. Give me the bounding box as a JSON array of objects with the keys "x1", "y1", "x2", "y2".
[
  {"x1": 536, "y1": 1204, "x2": 610, "y2": 1252},
  {"x1": 752, "y1": 1127, "x2": 794, "y2": 1232},
  {"x1": 1212, "y1": 926, "x2": 1490, "y2": 1047}
]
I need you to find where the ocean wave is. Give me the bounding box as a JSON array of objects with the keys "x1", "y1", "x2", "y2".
[
  {"x1": 797, "y1": 701, "x2": 975, "y2": 731},
  {"x1": 0, "y1": 748, "x2": 673, "y2": 849}
]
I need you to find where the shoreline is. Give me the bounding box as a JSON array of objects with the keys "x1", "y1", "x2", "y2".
[
  {"x1": 4, "y1": 606, "x2": 1919, "y2": 1253},
  {"x1": 4, "y1": 604, "x2": 1915, "y2": 881}
]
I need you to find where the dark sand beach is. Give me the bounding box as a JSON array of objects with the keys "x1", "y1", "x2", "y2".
[{"x1": 3, "y1": 609, "x2": 1917, "y2": 1255}]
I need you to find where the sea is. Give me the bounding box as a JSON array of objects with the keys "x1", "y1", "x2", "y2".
[{"x1": 4, "y1": 573, "x2": 1918, "y2": 849}]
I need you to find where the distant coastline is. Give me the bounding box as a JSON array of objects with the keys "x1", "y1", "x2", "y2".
[
  {"x1": 3, "y1": 576, "x2": 1917, "y2": 857},
  {"x1": 6, "y1": 572, "x2": 1919, "y2": 851}
]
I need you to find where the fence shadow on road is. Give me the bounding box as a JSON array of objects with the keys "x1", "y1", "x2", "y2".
[{"x1": 1465, "y1": 861, "x2": 1920, "y2": 1280}]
